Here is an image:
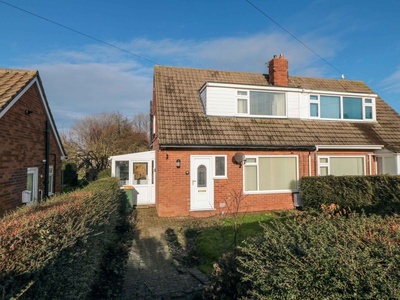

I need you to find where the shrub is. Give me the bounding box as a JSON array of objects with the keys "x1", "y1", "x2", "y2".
[
  {"x1": 300, "y1": 175, "x2": 400, "y2": 214},
  {"x1": 234, "y1": 212, "x2": 400, "y2": 299},
  {"x1": 204, "y1": 250, "x2": 249, "y2": 299},
  {"x1": 63, "y1": 163, "x2": 78, "y2": 186},
  {"x1": 97, "y1": 168, "x2": 111, "y2": 179},
  {"x1": 0, "y1": 178, "x2": 123, "y2": 299}
]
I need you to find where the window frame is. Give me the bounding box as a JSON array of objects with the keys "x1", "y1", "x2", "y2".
[
  {"x1": 132, "y1": 162, "x2": 149, "y2": 185},
  {"x1": 48, "y1": 165, "x2": 54, "y2": 195},
  {"x1": 243, "y1": 155, "x2": 299, "y2": 194},
  {"x1": 309, "y1": 95, "x2": 375, "y2": 121},
  {"x1": 213, "y1": 155, "x2": 227, "y2": 179},
  {"x1": 236, "y1": 89, "x2": 287, "y2": 118},
  {"x1": 318, "y1": 156, "x2": 366, "y2": 176}
]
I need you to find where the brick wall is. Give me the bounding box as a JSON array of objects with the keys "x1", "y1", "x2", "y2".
[
  {"x1": 155, "y1": 148, "x2": 376, "y2": 217},
  {"x1": 268, "y1": 54, "x2": 288, "y2": 87},
  {"x1": 0, "y1": 83, "x2": 63, "y2": 216}
]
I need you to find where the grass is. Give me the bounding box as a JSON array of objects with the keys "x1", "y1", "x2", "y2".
[{"x1": 195, "y1": 213, "x2": 279, "y2": 273}]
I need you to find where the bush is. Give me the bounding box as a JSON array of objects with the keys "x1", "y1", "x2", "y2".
[
  {"x1": 97, "y1": 168, "x2": 111, "y2": 179},
  {"x1": 0, "y1": 178, "x2": 123, "y2": 299},
  {"x1": 233, "y1": 212, "x2": 400, "y2": 299},
  {"x1": 204, "y1": 250, "x2": 249, "y2": 299},
  {"x1": 300, "y1": 175, "x2": 400, "y2": 214},
  {"x1": 63, "y1": 163, "x2": 78, "y2": 186}
]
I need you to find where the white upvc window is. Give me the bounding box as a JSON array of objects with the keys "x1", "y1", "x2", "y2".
[
  {"x1": 244, "y1": 156, "x2": 298, "y2": 193},
  {"x1": 309, "y1": 95, "x2": 375, "y2": 121},
  {"x1": 237, "y1": 90, "x2": 248, "y2": 114},
  {"x1": 364, "y1": 98, "x2": 374, "y2": 120},
  {"x1": 318, "y1": 156, "x2": 365, "y2": 176},
  {"x1": 376, "y1": 156, "x2": 398, "y2": 175},
  {"x1": 48, "y1": 165, "x2": 54, "y2": 195},
  {"x1": 237, "y1": 90, "x2": 286, "y2": 117},
  {"x1": 115, "y1": 160, "x2": 129, "y2": 187},
  {"x1": 214, "y1": 155, "x2": 227, "y2": 178}
]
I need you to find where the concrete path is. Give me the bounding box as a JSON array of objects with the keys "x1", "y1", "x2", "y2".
[{"x1": 122, "y1": 208, "x2": 209, "y2": 299}]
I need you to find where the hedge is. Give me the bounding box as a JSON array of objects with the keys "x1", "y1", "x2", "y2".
[
  {"x1": 0, "y1": 177, "x2": 123, "y2": 299},
  {"x1": 207, "y1": 212, "x2": 400, "y2": 299},
  {"x1": 300, "y1": 175, "x2": 400, "y2": 214}
]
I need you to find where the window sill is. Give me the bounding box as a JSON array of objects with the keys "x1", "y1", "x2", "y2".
[
  {"x1": 243, "y1": 189, "x2": 296, "y2": 195},
  {"x1": 189, "y1": 208, "x2": 216, "y2": 212}
]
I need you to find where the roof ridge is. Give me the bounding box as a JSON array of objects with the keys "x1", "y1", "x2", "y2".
[{"x1": 155, "y1": 65, "x2": 367, "y2": 84}]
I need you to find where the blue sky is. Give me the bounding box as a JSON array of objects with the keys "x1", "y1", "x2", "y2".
[{"x1": 1, "y1": 0, "x2": 400, "y2": 132}]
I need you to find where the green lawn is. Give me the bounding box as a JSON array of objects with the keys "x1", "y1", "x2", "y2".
[{"x1": 195, "y1": 213, "x2": 279, "y2": 273}]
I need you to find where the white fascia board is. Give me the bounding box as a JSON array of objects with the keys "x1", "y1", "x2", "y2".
[
  {"x1": 109, "y1": 150, "x2": 156, "y2": 161},
  {"x1": 201, "y1": 82, "x2": 301, "y2": 93},
  {"x1": 0, "y1": 78, "x2": 36, "y2": 119},
  {"x1": 303, "y1": 89, "x2": 377, "y2": 98},
  {"x1": 201, "y1": 82, "x2": 378, "y2": 98},
  {"x1": 316, "y1": 145, "x2": 384, "y2": 150}
]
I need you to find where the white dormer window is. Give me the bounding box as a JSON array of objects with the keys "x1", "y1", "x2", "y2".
[
  {"x1": 237, "y1": 90, "x2": 286, "y2": 117},
  {"x1": 309, "y1": 95, "x2": 375, "y2": 121},
  {"x1": 200, "y1": 82, "x2": 376, "y2": 122}
]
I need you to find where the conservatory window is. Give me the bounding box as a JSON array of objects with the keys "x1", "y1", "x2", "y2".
[{"x1": 116, "y1": 161, "x2": 129, "y2": 186}]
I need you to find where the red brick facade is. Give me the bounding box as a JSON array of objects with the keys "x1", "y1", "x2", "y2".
[
  {"x1": 155, "y1": 148, "x2": 376, "y2": 217},
  {"x1": 0, "y1": 83, "x2": 63, "y2": 216}
]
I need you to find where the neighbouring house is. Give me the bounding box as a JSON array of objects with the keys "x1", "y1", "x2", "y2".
[
  {"x1": 0, "y1": 68, "x2": 66, "y2": 216},
  {"x1": 110, "y1": 55, "x2": 400, "y2": 217}
]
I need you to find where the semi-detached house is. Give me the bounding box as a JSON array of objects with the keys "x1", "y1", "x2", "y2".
[{"x1": 111, "y1": 55, "x2": 400, "y2": 217}]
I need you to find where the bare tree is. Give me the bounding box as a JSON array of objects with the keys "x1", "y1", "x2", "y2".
[
  {"x1": 132, "y1": 112, "x2": 150, "y2": 133},
  {"x1": 63, "y1": 112, "x2": 149, "y2": 175}
]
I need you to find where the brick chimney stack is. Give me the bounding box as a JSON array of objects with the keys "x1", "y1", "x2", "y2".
[{"x1": 268, "y1": 54, "x2": 288, "y2": 86}]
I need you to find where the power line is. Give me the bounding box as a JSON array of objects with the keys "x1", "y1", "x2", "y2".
[
  {"x1": 0, "y1": 0, "x2": 159, "y2": 65},
  {"x1": 246, "y1": 0, "x2": 343, "y2": 76}
]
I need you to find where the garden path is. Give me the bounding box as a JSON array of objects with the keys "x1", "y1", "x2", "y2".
[{"x1": 122, "y1": 207, "x2": 209, "y2": 299}]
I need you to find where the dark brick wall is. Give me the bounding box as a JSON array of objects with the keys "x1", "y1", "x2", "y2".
[{"x1": 0, "y1": 82, "x2": 63, "y2": 216}]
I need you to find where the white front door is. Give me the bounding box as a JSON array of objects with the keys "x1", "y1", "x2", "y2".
[{"x1": 190, "y1": 156, "x2": 214, "y2": 210}]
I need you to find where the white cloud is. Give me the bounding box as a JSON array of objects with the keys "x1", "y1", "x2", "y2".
[
  {"x1": 22, "y1": 30, "x2": 342, "y2": 130},
  {"x1": 123, "y1": 31, "x2": 341, "y2": 75},
  {"x1": 381, "y1": 68, "x2": 400, "y2": 93},
  {"x1": 30, "y1": 62, "x2": 153, "y2": 130}
]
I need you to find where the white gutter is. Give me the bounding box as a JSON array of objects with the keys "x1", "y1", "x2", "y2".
[{"x1": 316, "y1": 145, "x2": 384, "y2": 150}]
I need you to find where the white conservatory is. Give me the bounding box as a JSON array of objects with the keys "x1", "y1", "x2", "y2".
[{"x1": 109, "y1": 150, "x2": 155, "y2": 205}]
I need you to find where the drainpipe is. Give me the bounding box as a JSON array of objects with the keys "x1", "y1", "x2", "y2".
[
  {"x1": 44, "y1": 120, "x2": 50, "y2": 198},
  {"x1": 314, "y1": 145, "x2": 319, "y2": 176},
  {"x1": 367, "y1": 154, "x2": 373, "y2": 175}
]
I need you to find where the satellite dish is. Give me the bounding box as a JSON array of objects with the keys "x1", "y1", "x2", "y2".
[{"x1": 234, "y1": 152, "x2": 245, "y2": 164}]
